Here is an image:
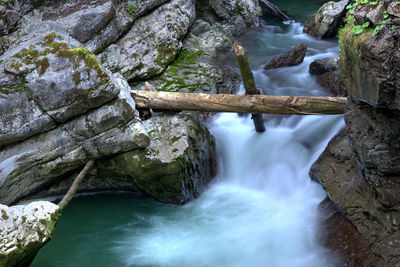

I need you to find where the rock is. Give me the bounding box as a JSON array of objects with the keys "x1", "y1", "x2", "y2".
[
  {"x1": 0, "y1": 72, "x2": 149, "y2": 205},
  {"x1": 196, "y1": 0, "x2": 261, "y2": 32},
  {"x1": 90, "y1": 113, "x2": 216, "y2": 204},
  {"x1": 0, "y1": 21, "x2": 123, "y2": 148},
  {"x1": 303, "y1": 0, "x2": 348, "y2": 39},
  {"x1": 53, "y1": 0, "x2": 170, "y2": 54},
  {"x1": 318, "y1": 197, "x2": 384, "y2": 267},
  {"x1": 316, "y1": 71, "x2": 347, "y2": 96},
  {"x1": 0, "y1": 201, "x2": 59, "y2": 267},
  {"x1": 309, "y1": 57, "x2": 338, "y2": 76},
  {"x1": 264, "y1": 43, "x2": 307, "y2": 70},
  {"x1": 100, "y1": 0, "x2": 196, "y2": 81},
  {"x1": 57, "y1": 1, "x2": 116, "y2": 44},
  {"x1": 339, "y1": 15, "x2": 398, "y2": 109}
]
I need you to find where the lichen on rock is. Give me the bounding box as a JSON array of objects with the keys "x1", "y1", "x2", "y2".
[{"x1": 0, "y1": 201, "x2": 60, "y2": 267}]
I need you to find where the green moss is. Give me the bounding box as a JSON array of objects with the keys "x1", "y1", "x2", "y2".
[
  {"x1": 42, "y1": 32, "x2": 57, "y2": 47},
  {"x1": 1, "y1": 209, "x2": 8, "y2": 220},
  {"x1": 156, "y1": 46, "x2": 177, "y2": 67},
  {"x1": 170, "y1": 135, "x2": 182, "y2": 145},
  {"x1": 57, "y1": 46, "x2": 107, "y2": 78},
  {"x1": 174, "y1": 49, "x2": 207, "y2": 66},
  {"x1": 35, "y1": 57, "x2": 50, "y2": 76}
]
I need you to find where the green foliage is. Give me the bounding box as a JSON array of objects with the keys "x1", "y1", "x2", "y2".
[
  {"x1": 125, "y1": 2, "x2": 137, "y2": 16},
  {"x1": 351, "y1": 21, "x2": 370, "y2": 35},
  {"x1": 344, "y1": 1, "x2": 395, "y2": 36},
  {"x1": 1, "y1": 0, "x2": 9, "y2": 4}
]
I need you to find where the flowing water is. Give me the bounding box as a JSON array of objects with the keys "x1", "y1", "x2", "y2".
[{"x1": 32, "y1": 3, "x2": 345, "y2": 266}]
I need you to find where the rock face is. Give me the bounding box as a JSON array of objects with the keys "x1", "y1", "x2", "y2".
[
  {"x1": 264, "y1": 43, "x2": 307, "y2": 70},
  {"x1": 303, "y1": 0, "x2": 348, "y2": 39},
  {"x1": 0, "y1": 201, "x2": 59, "y2": 267},
  {"x1": 316, "y1": 71, "x2": 347, "y2": 96},
  {"x1": 100, "y1": 0, "x2": 196, "y2": 81},
  {"x1": 311, "y1": 2, "x2": 400, "y2": 265},
  {"x1": 94, "y1": 113, "x2": 216, "y2": 204}
]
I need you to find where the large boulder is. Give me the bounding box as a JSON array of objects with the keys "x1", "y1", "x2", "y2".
[
  {"x1": 0, "y1": 21, "x2": 120, "y2": 148},
  {"x1": 92, "y1": 113, "x2": 216, "y2": 204},
  {"x1": 195, "y1": 0, "x2": 261, "y2": 32},
  {"x1": 264, "y1": 43, "x2": 307, "y2": 70},
  {"x1": 0, "y1": 76, "x2": 149, "y2": 205},
  {"x1": 309, "y1": 57, "x2": 339, "y2": 76},
  {"x1": 24, "y1": 113, "x2": 216, "y2": 205},
  {"x1": 303, "y1": 0, "x2": 348, "y2": 39},
  {"x1": 0, "y1": 201, "x2": 59, "y2": 267},
  {"x1": 100, "y1": 0, "x2": 196, "y2": 81}
]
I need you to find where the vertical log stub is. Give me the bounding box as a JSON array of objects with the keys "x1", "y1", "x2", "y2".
[{"x1": 234, "y1": 42, "x2": 266, "y2": 133}]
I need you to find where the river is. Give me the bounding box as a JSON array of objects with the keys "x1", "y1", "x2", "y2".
[{"x1": 32, "y1": 1, "x2": 344, "y2": 266}]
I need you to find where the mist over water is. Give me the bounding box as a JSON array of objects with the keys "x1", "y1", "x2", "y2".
[{"x1": 32, "y1": 19, "x2": 344, "y2": 267}]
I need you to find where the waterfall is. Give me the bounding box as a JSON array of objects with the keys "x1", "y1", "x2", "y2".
[{"x1": 32, "y1": 23, "x2": 344, "y2": 267}]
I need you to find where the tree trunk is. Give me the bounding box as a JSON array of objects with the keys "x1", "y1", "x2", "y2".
[
  {"x1": 131, "y1": 90, "x2": 347, "y2": 115},
  {"x1": 234, "y1": 42, "x2": 266, "y2": 132},
  {"x1": 58, "y1": 160, "x2": 95, "y2": 211},
  {"x1": 259, "y1": 0, "x2": 293, "y2": 22}
]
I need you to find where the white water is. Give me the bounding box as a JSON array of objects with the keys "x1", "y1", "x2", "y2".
[{"x1": 112, "y1": 24, "x2": 344, "y2": 267}]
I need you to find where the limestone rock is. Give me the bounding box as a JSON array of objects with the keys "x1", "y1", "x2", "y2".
[
  {"x1": 92, "y1": 113, "x2": 216, "y2": 204},
  {"x1": 309, "y1": 57, "x2": 338, "y2": 76},
  {"x1": 0, "y1": 73, "x2": 149, "y2": 205},
  {"x1": 100, "y1": 0, "x2": 196, "y2": 81},
  {"x1": 0, "y1": 21, "x2": 120, "y2": 148},
  {"x1": 264, "y1": 43, "x2": 307, "y2": 70},
  {"x1": 303, "y1": 0, "x2": 348, "y2": 39},
  {"x1": 0, "y1": 201, "x2": 59, "y2": 267}
]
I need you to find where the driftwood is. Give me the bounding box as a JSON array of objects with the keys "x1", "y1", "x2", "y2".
[
  {"x1": 259, "y1": 0, "x2": 293, "y2": 23},
  {"x1": 131, "y1": 90, "x2": 347, "y2": 115},
  {"x1": 234, "y1": 42, "x2": 265, "y2": 132},
  {"x1": 58, "y1": 160, "x2": 95, "y2": 210}
]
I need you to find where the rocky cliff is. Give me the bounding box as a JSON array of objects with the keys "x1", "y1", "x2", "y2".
[{"x1": 310, "y1": 1, "x2": 400, "y2": 265}]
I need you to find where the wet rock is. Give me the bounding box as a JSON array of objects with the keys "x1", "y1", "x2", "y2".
[
  {"x1": 316, "y1": 71, "x2": 347, "y2": 96},
  {"x1": 264, "y1": 43, "x2": 307, "y2": 70},
  {"x1": 309, "y1": 57, "x2": 338, "y2": 76},
  {"x1": 0, "y1": 201, "x2": 59, "y2": 267},
  {"x1": 0, "y1": 72, "x2": 149, "y2": 205},
  {"x1": 91, "y1": 113, "x2": 216, "y2": 204},
  {"x1": 100, "y1": 0, "x2": 196, "y2": 81},
  {"x1": 0, "y1": 21, "x2": 120, "y2": 148},
  {"x1": 303, "y1": 0, "x2": 348, "y2": 39}
]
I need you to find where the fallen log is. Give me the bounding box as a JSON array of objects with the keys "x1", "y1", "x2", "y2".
[
  {"x1": 58, "y1": 160, "x2": 95, "y2": 211},
  {"x1": 131, "y1": 90, "x2": 346, "y2": 115},
  {"x1": 234, "y1": 42, "x2": 265, "y2": 132},
  {"x1": 259, "y1": 0, "x2": 293, "y2": 23}
]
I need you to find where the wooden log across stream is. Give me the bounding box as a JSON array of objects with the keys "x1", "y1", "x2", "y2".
[{"x1": 131, "y1": 90, "x2": 347, "y2": 115}]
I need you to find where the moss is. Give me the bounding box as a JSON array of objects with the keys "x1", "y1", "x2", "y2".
[
  {"x1": 57, "y1": 46, "x2": 107, "y2": 78},
  {"x1": 35, "y1": 57, "x2": 50, "y2": 76},
  {"x1": 170, "y1": 135, "x2": 182, "y2": 145},
  {"x1": 172, "y1": 148, "x2": 178, "y2": 153},
  {"x1": 1, "y1": 209, "x2": 8, "y2": 220},
  {"x1": 72, "y1": 71, "x2": 81, "y2": 86},
  {"x1": 42, "y1": 32, "x2": 57, "y2": 47},
  {"x1": 174, "y1": 49, "x2": 207, "y2": 66},
  {"x1": 155, "y1": 46, "x2": 177, "y2": 67}
]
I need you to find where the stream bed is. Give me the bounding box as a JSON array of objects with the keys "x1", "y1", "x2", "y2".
[{"x1": 32, "y1": 2, "x2": 345, "y2": 266}]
